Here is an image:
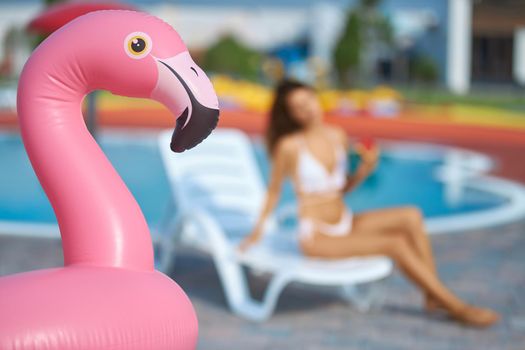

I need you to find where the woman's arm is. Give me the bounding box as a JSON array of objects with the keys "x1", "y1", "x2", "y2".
[
  {"x1": 343, "y1": 144, "x2": 379, "y2": 193},
  {"x1": 238, "y1": 139, "x2": 292, "y2": 252}
]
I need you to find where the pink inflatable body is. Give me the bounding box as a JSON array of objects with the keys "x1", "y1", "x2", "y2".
[{"x1": 0, "y1": 10, "x2": 219, "y2": 349}]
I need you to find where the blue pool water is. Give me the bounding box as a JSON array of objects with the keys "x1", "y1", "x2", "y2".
[{"x1": 0, "y1": 132, "x2": 507, "y2": 230}]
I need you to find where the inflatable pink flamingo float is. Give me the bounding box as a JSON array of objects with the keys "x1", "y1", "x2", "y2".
[{"x1": 0, "y1": 10, "x2": 219, "y2": 349}]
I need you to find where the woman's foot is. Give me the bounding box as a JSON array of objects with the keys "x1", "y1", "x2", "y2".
[{"x1": 450, "y1": 304, "x2": 500, "y2": 328}]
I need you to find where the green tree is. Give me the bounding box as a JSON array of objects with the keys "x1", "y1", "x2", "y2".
[
  {"x1": 44, "y1": 0, "x2": 66, "y2": 7},
  {"x1": 334, "y1": 12, "x2": 361, "y2": 87},
  {"x1": 333, "y1": 0, "x2": 393, "y2": 87},
  {"x1": 202, "y1": 35, "x2": 262, "y2": 81},
  {"x1": 44, "y1": 0, "x2": 66, "y2": 6},
  {"x1": 411, "y1": 55, "x2": 438, "y2": 83}
]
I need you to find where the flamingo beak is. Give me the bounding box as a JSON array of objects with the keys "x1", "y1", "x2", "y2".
[{"x1": 152, "y1": 52, "x2": 219, "y2": 153}]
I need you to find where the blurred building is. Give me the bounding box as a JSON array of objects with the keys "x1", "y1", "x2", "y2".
[
  {"x1": 447, "y1": 0, "x2": 525, "y2": 93},
  {"x1": 1, "y1": 0, "x2": 524, "y2": 93},
  {"x1": 472, "y1": 0, "x2": 525, "y2": 86}
]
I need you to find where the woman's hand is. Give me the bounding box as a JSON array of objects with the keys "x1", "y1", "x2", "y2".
[
  {"x1": 342, "y1": 174, "x2": 356, "y2": 194},
  {"x1": 238, "y1": 230, "x2": 262, "y2": 253},
  {"x1": 343, "y1": 144, "x2": 381, "y2": 193},
  {"x1": 356, "y1": 143, "x2": 380, "y2": 168}
]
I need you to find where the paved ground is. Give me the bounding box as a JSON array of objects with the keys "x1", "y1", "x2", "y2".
[{"x1": 1, "y1": 219, "x2": 524, "y2": 350}]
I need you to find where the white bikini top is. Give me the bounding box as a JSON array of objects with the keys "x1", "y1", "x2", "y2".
[{"x1": 296, "y1": 135, "x2": 347, "y2": 195}]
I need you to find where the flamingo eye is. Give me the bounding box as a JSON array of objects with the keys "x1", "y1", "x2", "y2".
[
  {"x1": 124, "y1": 32, "x2": 152, "y2": 59},
  {"x1": 130, "y1": 37, "x2": 146, "y2": 53}
]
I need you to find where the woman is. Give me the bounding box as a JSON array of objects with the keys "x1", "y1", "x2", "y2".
[{"x1": 238, "y1": 80, "x2": 499, "y2": 327}]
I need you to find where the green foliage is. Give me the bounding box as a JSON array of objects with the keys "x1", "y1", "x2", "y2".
[
  {"x1": 334, "y1": 12, "x2": 361, "y2": 85},
  {"x1": 361, "y1": 0, "x2": 382, "y2": 9},
  {"x1": 333, "y1": 0, "x2": 393, "y2": 87},
  {"x1": 202, "y1": 35, "x2": 262, "y2": 81},
  {"x1": 376, "y1": 17, "x2": 394, "y2": 45},
  {"x1": 411, "y1": 56, "x2": 439, "y2": 83},
  {"x1": 44, "y1": 0, "x2": 66, "y2": 6}
]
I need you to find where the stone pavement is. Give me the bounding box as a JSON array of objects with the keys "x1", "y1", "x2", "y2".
[{"x1": 1, "y1": 220, "x2": 524, "y2": 350}]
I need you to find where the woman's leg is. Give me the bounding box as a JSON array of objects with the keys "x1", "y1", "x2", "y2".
[
  {"x1": 352, "y1": 207, "x2": 435, "y2": 272},
  {"x1": 301, "y1": 232, "x2": 499, "y2": 327},
  {"x1": 352, "y1": 207, "x2": 440, "y2": 308}
]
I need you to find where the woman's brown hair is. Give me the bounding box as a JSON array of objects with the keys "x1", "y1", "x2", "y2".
[{"x1": 265, "y1": 80, "x2": 314, "y2": 156}]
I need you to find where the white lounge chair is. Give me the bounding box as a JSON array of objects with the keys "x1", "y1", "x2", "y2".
[{"x1": 157, "y1": 128, "x2": 393, "y2": 321}]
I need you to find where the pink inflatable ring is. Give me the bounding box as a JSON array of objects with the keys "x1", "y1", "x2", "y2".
[{"x1": 0, "y1": 10, "x2": 219, "y2": 350}]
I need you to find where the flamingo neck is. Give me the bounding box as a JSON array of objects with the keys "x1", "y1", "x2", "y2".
[{"x1": 17, "y1": 55, "x2": 154, "y2": 271}]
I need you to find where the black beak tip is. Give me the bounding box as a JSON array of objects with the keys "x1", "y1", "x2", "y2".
[
  {"x1": 170, "y1": 108, "x2": 220, "y2": 153},
  {"x1": 160, "y1": 61, "x2": 220, "y2": 153},
  {"x1": 169, "y1": 143, "x2": 186, "y2": 153}
]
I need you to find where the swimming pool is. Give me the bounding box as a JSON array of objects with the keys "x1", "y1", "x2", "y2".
[{"x1": 0, "y1": 130, "x2": 524, "y2": 237}]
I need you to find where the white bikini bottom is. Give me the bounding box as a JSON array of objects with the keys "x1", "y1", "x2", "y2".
[{"x1": 298, "y1": 210, "x2": 353, "y2": 241}]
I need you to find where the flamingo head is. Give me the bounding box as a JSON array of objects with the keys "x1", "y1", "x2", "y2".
[{"x1": 48, "y1": 10, "x2": 219, "y2": 152}]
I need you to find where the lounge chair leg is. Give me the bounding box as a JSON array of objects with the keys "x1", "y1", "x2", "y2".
[
  {"x1": 191, "y1": 211, "x2": 291, "y2": 321},
  {"x1": 214, "y1": 256, "x2": 289, "y2": 322},
  {"x1": 230, "y1": 271, "x2": 291, "y2": 322},
  {"x1": 339, "y1": 282, "x2": 386, "y2": 313},
  {"x1": 184, "y1": 210, "x2": 264, "y2": 320}
]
